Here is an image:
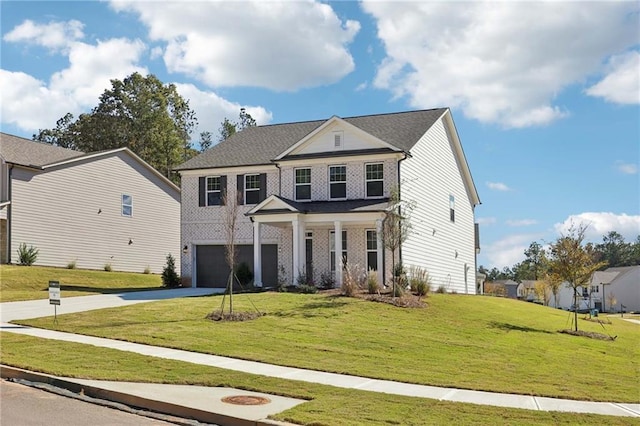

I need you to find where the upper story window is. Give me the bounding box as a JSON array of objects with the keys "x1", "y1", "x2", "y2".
[
  {"x1": 365, "y1": 163, "x2": 384, "y2": 198},
  {"x1": 207, "y1": 176, "x2": 221, "y2": 205},
  {"x1": 122, "y1": 194, "x2": 132, "y2": 217},
  {"x1": 245, "y1": 174, "x2": 261, "y2": 204},
  {"x1": 329, "y1": 165, "x2": 347, "y2": 199},
  {"x1": 295, "y1": 168, "x2": 311, "y2": 201},
  {"x1": 449, "y1": 194, "x2": 455, "y2": 222}
]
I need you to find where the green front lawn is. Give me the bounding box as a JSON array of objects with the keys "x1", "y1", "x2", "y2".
[
  {"x1": 16, "y1": 292, "x2": 639, "y2": 403},
  {"x1": 0, "y1": 265, "x2": 163, "y2": 302},
  {"x1": 2, "y1": 333, "x2": 637, "y2": 426}
]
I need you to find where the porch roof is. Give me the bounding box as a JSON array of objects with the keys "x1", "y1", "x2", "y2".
[{"x1": 247, "y1": 195, "x2": 389, "y2": 216}]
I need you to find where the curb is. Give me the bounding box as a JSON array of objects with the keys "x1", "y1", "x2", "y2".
[{"x1": 1, "y1": 365, "x2": 295, "y2": 426}]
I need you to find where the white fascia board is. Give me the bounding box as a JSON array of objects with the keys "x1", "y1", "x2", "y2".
[
  {"x1": 247, "y1": 195, "x2": 299, "y2": 215},
  {"x1": 276, "y1": 151, "x2": 404, "y2": 167}
]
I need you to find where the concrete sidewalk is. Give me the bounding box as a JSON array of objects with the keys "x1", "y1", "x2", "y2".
[{"x1": 1, "y1": 290, "x2": 639, "y2": 419}]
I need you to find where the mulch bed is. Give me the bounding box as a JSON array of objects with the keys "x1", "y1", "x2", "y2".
[
  {"x1": 558, "y1": 329, "x2": 616, "y2": 341},
  {"x1": 206, "y1": 310, "x2": 265, "y2": 322},
  {"x1": 318, "y1": 288, "x2": 427, "y2": 308}
]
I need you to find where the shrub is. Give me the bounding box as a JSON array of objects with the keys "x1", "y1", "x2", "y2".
[
  {"x1": 436, "y1": 285, "x2": 446, "y2": 294},
  {"x1": 67, "y1": 259, "x2": 77, "y2": 269},
  {"x1": 320, "y1": 271, "x2": 335, "y2": 290},
  {"x1": 393, "y1": 283, "x2": 405, "y2": 298},
  {"x1": 17, "y1": 243, "x2": 39, "y2": 266},
  {"x1": 298, "y1": 284, "x2": 318, "y2": 294},
  {"x1": 277, "y1": 265, "x2": 288, "y2": 292},
  {"x1": 367, "y1": 270, "x2": 380, "y2": 294},
  {"x1": 103, "y1": 263, "x2": 112, "y2": 272},
  {"x1": 235, "y1": 262, "x2": 253, "y2": 286},
  {"x1": 296, "y1": 268, "x2": 314, "y2": 287},
  {"x1": 408, "y1": 266, "x2": 431, "y2": 296},
  {"x1": 161, "y1": 254, "x2": 180, "y2": 287},
  {"x1": 143, "y1": 265, "x2": 152, "y2": 274},
  {"x1": 342, "y1": 262, "x2": 366, "y2": 297}
]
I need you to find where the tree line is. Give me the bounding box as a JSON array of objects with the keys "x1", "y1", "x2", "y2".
[
  {"x1": 480, "y1": 231, "x2": 640, "y2": 282},
  {"x1": 33, "y1": 72, "x2": 256, "y2": 184}
]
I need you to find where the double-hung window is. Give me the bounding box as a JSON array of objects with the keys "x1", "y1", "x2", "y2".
[
  {"x1": 449, "y1": 194, "x2": 455, "y2": 222},
  {"x1": 245, "y1": 174, "x2": 261, "y2": 204},
  {"x1": 295, "y1": 168, "x2": 311, "y2": 201},
  {"x1": 365, "y1": 163, "x2": 384, "y2": 198},
  {"x1": 330, "y1": 230, "x2": 348, "y2": 271},
  {"x1": 121, "y1": 194, "x2": 132, "y2": 217},
  {"x1": 366, "y1": 230, "x2": 378, "y2": 271},
  {"x1": 206, "y1": 176, "x2": 221, "y2": 205},
  {"x1": 329, "y1": 165, "x2": 346, "y2": 199}
]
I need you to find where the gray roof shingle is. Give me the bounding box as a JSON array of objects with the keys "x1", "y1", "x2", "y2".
[
  {"x1": 176, "y1": 108, "x2": 447, "y2": 170},
  {"x1": 0, "y1": 133, "x2": 85, "y2": 168}
]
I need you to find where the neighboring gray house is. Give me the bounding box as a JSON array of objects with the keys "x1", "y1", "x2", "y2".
[
  {"x1": 552, "y1": 266, "x2": 640, "y2": 313},
  {"x1": 0, "y1": 133, "x2": 180, "y2": 273},
  {"x1": 176, "y1": 108, "x2": 481, "y2": 292}
]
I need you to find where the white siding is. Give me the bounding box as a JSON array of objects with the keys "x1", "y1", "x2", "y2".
[
  {"x1": 400, "y1": 116, "x2": 477, "y2": 294},
  {"x1": 294, "y1": 122, "x2": 389, "y2": 155},
  {"x1": 10, "y1": 152, "x2": 180, "y2": 273}
]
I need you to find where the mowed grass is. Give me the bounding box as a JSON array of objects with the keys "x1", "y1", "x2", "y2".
[
  {"x1": 0, "y1": 265, "x2": 163, "y2": 302},
  {"x1": 17, "y1": 292, "x2": 640, "y2": 403},
  {"x1": 2, "y1": 333, "x2": 638, "y2": 426}
]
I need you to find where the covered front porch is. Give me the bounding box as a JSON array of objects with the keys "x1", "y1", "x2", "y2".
[{"x1": 247, "y1": 196, "x2": 389, "y2": 287}]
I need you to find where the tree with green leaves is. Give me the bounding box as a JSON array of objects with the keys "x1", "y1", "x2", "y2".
[
  {"x1": 199, "y1": 131, "x2": 213, "y2": 152},
  {"x1": 34, "y1": 72, "x2": 197, "y2": 183},
  {"x1": 217, "y1": 108, "x2": 257, "y2": 143},
  {"x1": 548, "y1": 224, "x2": 606, "y2": 331}
]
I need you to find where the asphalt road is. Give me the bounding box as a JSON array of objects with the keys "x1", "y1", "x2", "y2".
[{"x1": 0, "y1": 379, "x2": 176, "y2": 426}]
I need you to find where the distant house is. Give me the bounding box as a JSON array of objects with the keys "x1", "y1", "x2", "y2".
[
  {"x1": 485, "y1": 279, "x2": 519, "y2": 298},
  {"x1": 552, "y1": 266, "x2": 640, "y2": 313},
  {"x1": 0, "y1": 133, "x2": 180, "y2": 273},
  {"x1": 176, "y1": 108, "x2": 481, "y2": 291}
]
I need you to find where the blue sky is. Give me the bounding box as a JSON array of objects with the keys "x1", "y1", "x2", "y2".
[{"x1": 2, "y1": 1, "x2": 639, "y2": 270}]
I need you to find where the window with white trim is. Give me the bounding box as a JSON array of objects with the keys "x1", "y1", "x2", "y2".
[
  {"x1": 122, "y1": 194, "x2": 132, "y2": 217},
  {"x1": 245, "y1": 174, "x2": 260, "y2": 204},
  {"x1": 295, "y1": 168, "x2": 311, "y2": 201},
  {"x1": 366, "y1": 229, "x2": 378, "y2": 271},
  {"x1": 330, "y1": 230, "x2": 347, "y2": 271},
  {"x1": 365, "y1": 163, "x2": 384, "y2": 198},
  {"x1": 449, "y1": 194, "x2": 455, "y2": 222},
  {"x1": 329, "y1": 165, "x2": 346, "y2": 199},
  {"x1": 206, "y1": 176, "x2": 221, "y2": 205}
]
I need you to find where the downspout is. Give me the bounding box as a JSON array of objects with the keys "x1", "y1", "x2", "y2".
[
  {"x1": 7, "y1": 164, "x2": 13, "y2": 264},
  {"x1": 395, "y1": 152, "x2": 409, "y2": 276},
  {"x1": 274, "y1": 162, "x2": 282, "y2": 196}
]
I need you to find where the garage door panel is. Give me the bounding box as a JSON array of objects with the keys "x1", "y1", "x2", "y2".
[{"x1": 196, "y1": 244, "x2": 277, "y2": 288}]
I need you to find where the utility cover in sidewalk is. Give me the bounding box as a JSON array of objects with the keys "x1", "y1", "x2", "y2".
[{"x1": 222, "y1": 395, "x2": 271, "y2": 405}]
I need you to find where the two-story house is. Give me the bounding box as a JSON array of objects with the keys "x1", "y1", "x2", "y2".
[
  {"x1": 0, "y1": 133, "x2": 181, "y2": 273},
  {"x1": 176, "y1": 108, "x2": 480, "y2": 293}
]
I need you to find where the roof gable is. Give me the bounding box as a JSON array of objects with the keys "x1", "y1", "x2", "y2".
[{"x1": 275, "y1": 116, "x2": 401, "y2": 159}]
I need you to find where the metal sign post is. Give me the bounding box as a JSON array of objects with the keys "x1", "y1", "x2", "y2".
[{"x1": 49, "y1": 280, "x2": 60, "y2": 324}]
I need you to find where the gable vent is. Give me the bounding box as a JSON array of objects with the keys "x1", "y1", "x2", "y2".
[{"x1": 334, "y1": 132, "x2": 343, "y2": 149}]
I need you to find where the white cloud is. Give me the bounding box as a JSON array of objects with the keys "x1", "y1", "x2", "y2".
[
  {"x1": 554, "y1": 212, "x2": 640, "y2": 242},
  {"x1": 506, "y1": 219, "x2": 538, "y2": 227},
  {"x1": 616, "y1": 161, "x2": 638, "y2": 175},
  {"x1": 174, "y1": 83, "x2": 272, "y2": 145},
  {"x1": 484, "y1": 233, "x2": 542, "y2": 269},
  {"x1": 1, "y1": 31, "x2": 148, "y2": 132},
  {"x1": 109, "y1": 0, "x2": 360, "y2": 91},
  {"x1": 586, "y1": 50, "x2": 640, "y2": 105},
  {"x1": 486, "y1": 181, "x2": 511, "y2": 192},
  {"x1": 362, "y1": 2, "x2": 639, "y2": 128},
  {"x1": 476, "y1": 217, "x2": 497, "y2": 226},
  {"x1": 3, "y1": 19, "x2": 84, "y2": 51}
]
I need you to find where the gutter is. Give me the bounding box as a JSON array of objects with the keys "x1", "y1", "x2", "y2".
[
  {"x1": 395, "y1": 152, "x2": 410, "y2": 275},
  {"x1": 7, "y1": 164, "x2": 12, "y2": 264}
]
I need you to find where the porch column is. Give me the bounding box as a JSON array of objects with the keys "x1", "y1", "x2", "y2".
[
  {"x1": 292, "y1": 219, "x2": 300, "y2": 285},
  {"x1": 376, "y1": 219, "x2": 384, "y2": 286},
  {"x1": 299, "y1": 221, "x2": 307, "y2": 276},
  {"x1": 253, "y1": 221, "x2": 262, "y2": 287},
  {"x1": 334, "y1": 220, "x2": 343, "y2": 288}
]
